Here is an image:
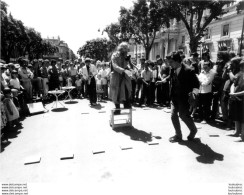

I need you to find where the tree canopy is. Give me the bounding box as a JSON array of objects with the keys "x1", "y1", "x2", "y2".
[
  {"x1": 1, "y1": 1, "x2": 60, "y2": 62},
  {"x1": 119, "y1": 0, "x2": 170, "y2": 59},
  {"x1": 161, "y1": 0, "x2": 234, "y2": 53},
  {"x1": 77, "y1": 38, "x2": 116, "y2": 61}
]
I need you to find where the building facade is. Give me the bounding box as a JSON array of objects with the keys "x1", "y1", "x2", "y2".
[
  {"x1": 133, "y1": 2, "x2": 244, "y2": 63},
  {"x1": 43, "y1": 36, "x2": 75, "y2": 61}
]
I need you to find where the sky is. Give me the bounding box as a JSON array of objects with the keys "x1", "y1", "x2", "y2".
[{"x1": 5, "y1": 0, "x2": 134, "y2": 56}]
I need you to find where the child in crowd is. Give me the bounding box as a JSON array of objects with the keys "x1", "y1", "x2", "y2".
[
  {"x1": 96, "y1": 73, "x2": 103, "y2": 102},
  {"x1": 67, "y1": 77, "x2": 73, "y2": 87},
  {"x1": 99, "y1": 63, "x2": 108, "y2": 99},
  {"x1": 2, "y1": 88, "x2": 20, "y2": 128},
  {"x1": 75, "y1": 75, "x2": 83, "y2": 98},
  {"x1": 9, "y1": 70, "x2": 21, "y2": 95}
]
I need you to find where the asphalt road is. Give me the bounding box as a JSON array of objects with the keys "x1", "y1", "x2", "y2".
[{"x1": 0, "y1": 98, "x2": 243, "y2": 195}]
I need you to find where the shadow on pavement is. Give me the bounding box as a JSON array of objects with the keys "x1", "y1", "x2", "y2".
[
  {"x1": 1, "y1": 123, "x2": 23, "y2": 153},
  {"x1": 179, "y1": 139, "x2": 224, "y2": 164},
  {"x1": 64, "y1": 101, "x2": 78, "y2": 104},
  {"x1": 113, "y1": 126, "x2": 153, "y2": 143},
  {"x1": 51, "y1": 108, "x2": 68, "y2": 112},
  {"x1": 90, "y1": 103, "x2": 104, "y2": 110}
]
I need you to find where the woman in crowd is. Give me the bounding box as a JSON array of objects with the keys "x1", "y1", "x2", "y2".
[{"x1": 229, "y1": 59, "x2": 244, "y2": 141}]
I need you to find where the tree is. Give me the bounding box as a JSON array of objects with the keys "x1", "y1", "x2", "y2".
[
  {"x1": 0, "y1": 0, "x2": 59, "y2": 62},
  {"x1": 77, "y1": 38, "x2": 114, "y2": 61},
  {"x1": 103, "y1": 22, "x2": 131, "y2": 47},
  {"x1": 119, "y1": 0, "x2": 170, "y2": 59},
  {"x1": 162, "y1": 0, "x2": 234, "y2": 53}
]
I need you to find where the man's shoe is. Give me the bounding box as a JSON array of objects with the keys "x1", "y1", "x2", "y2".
[{"x1": 169, "y1": 135, "x2": 182, "y2": 143}]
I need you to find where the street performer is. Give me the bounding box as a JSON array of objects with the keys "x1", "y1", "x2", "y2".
[{"x1": 109, "y1": 42, "x2": 133, "y2": 115}]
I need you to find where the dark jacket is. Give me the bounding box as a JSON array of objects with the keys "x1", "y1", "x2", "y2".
[{"x1": 170, "y1": 64, "x2": 200, "y2": 102}]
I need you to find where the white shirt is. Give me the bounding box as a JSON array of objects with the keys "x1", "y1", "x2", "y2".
[
  {"x1": 99, "y1": 69, "x2": 108, "y2": 84},
  {"x1": 9, "y1": 78, "x2": 21, "y2": 90},
  {"x1": 75, "y1": 79, "x2": 82, "y2": 87},
  {"x1": 80, "y1": 64, "x2": 97, "y2": 80},
  {"x1": 198, "y1": 69, "x2": 215, "y2": 93}
]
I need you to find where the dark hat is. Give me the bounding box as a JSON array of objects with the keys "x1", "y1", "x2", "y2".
[
  {"x1": 170, "y1": 51, "x2": 182, "y2": 63},
  {"x1": 85, "y1": 58, "x2": 91, "y2": 62},
  {"x1": 11, "y1": 70, "x2": 18, "y2": 74}
]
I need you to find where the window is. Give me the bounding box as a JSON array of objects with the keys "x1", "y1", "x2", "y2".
[
  {"x1": 222, "y1": 24, "x2": 229, "y2": 36},
  {"x1": 182, "y1": 36, "x2": 185, "y2": 45},
  {"x1": 205, "y1": 28, "x2": 211, "y2": 40}
]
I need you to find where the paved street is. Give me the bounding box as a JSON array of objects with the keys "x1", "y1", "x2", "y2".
[{"x1": 0, "y1": 98, "x2": 244, "y2": 194}]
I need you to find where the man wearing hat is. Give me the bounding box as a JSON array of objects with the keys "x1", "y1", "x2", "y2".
[
  {"x1": 157, "y1": 51, "x2": 199, "y2": 142},
  {"x1": 80, "y1": 58, "x2": 98, "y2": 105}
]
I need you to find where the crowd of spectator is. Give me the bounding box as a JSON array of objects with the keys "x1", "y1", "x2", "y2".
[{"x1": 1, "y1": 48, "x2": 244, "y2": 143}]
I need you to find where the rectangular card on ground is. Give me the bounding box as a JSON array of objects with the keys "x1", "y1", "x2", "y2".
[
  {"x1": 60, "y1": 153, "x2": 74, "y2": 160},
  {"x1": 24, "y1": 156, "x2": 41, "y2": 165},
  {"x1": 92, "y1": 149, "x2": 105, "y2": 155},
  {"x1": 148, "y1": 142, "x2": 159, "y2": 145},
  {"x1": 209, "y1": 134, "x2": 220, "y2": 137},
  {"x1": 120, "y1": 146, "x2": 133, "y2": 150}
]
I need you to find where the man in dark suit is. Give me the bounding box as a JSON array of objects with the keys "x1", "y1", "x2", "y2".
[{"x1": 158, "y1": 51, "x2": 200, "y2": 142}]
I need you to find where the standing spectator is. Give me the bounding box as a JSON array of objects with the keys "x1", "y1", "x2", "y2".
[
  {"x1": 160, "y1": 51, "x2": 199, "y2": 142},
  {"x1": 99, "y1": 63, "x2": 108, "y2": 99},
  {"x1": 217, "y1": 51, "x2": 231, "y2": 124},
  {"x1": 160, "y1": 59, "x2": 171, "y2": 107},
  {"x1": 96, "y1": 73, "x2": 103, "y2": 102},
  {"x1": 40, "y1": 59, "x2": 49, "y2": 96},
  {"x1": 2, "y1": 88, "x2": 19, "y2": 128},
  {"x1": 75, "y1": 75, "x2": 82, "y2": 98},
  {"x1": 83, "y1": 58, "x2": 98, "y2": 106},
  {"x1": 135, "y1": 58, "x2": 146, "y2": 102},
  {"x1": 48, "y1": 60, "x2": 60, "y2": 90},
  {"x1": 32, "y1": 59, "x2": 43, "y2": 97},
  {"x1": 139, "y1": 60, "x2": 153, "y2": 107},
  {"x1": 222, "y1": 56, "x2": 241, "y2": 127},
  {"x1": 197, "y1": 61, "x2": 215, "y2": 124},
  {"x1": 18, "y1": 58, "x2": 33, "y2": 102},
  {"x1": 150, "y1": 62, "x2": 157, "y2": 105},
  {"x1": 229, "y1": 59, "x2": 244, "y2": 141},
  {"x1": 68, "y1": 62, "x2": 77, "y2": 86}
]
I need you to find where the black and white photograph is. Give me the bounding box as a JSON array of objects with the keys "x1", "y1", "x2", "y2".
[{"x1": 1, "y1": 0, "x2": 244, "y2": 194}]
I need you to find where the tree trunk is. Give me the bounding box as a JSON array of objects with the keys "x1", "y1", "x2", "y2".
[
  {"x1": 145, "y1": 47, "x2": 151, "y2": 60},
  {"x1": 189, "y1": 37, "x2": 200, "y2": 54}
]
